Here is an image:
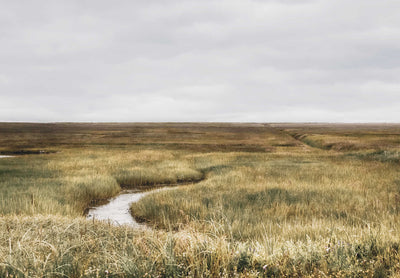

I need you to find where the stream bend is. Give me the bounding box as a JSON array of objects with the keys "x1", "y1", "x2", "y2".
[
  {"x1": 86, "y1": 176, "x2": 206, "y2": 227},
  {"x1": 86, "y1": 189, "x2": 152, "y2": 228}
]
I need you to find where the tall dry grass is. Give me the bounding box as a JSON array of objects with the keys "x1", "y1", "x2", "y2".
[{"x1": 1, "y1": 123, "x2": 400, "y2": 276}]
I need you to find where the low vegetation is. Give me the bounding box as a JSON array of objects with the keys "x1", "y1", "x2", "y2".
[{"x1": 1, "y1": 123, "x2": 400, "y2": 277}]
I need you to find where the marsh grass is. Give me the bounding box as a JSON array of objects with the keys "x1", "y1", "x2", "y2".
[
  {"x1": 2, "y1": 215, "x2": 400, "y2": 277},
  {"x1": 275, "y1": 123, "x2": 400, "y2": 152},
  {"x1": 346, "y1": 150, "x2": 400, "y2": 164},
  {"x1": 131, "y1": 153, "x2": 400, "y2": 238},
  {"x1": 1, "y1": 123, "x2": 400, "y2": 276}
]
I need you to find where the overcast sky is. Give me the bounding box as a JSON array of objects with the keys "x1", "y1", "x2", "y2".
[{"x1": 1, "y1": 0, "x2": 399, "y2": 122}]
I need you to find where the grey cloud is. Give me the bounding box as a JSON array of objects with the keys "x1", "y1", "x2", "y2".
[{"x1": 0, "y1": 0, "x2": 399, "y2": 122}]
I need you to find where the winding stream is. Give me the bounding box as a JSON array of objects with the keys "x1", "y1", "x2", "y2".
[
  {"x1": 1, "y1": 155, "x2": 200, "y2": 228},
  {"x1": 86, "y1": 175, "x2": 205, "y2": 227},
  {"x1": 86, "y1": 187, "x2": 173, "y2": 227},
  {"x1": 0, "y1": 155, "x2": 154, "y2": 227},
  {"x1": 1, "y1": 154, "x2": 202, "y2": 228},
  {"x1": 86, "y1": 190, "x2": 147, "y2": 227}
]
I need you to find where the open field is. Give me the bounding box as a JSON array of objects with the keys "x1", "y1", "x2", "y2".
[{"x1": 1, "y1": 123, "x2": 400, "y2": 277}]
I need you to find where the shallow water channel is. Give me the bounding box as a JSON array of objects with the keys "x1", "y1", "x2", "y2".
[
  {"x1": 86, "y1": 187, "x2": 171, "y2": 228},
  {"x1": 0, "y1": 155, "x2": 190, "y2": 228},
  {"x1": 0, "y1": 155, "x2": 180, "y2": 228}
]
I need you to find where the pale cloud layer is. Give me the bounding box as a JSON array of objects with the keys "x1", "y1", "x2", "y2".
[{"x1": 1, "y1": 0, "x2": 399, "y2": 122}]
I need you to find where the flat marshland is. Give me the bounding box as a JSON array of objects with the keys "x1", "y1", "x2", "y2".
[{"x1": 1, "y1": 123, "x2": 400, "y2": 277}]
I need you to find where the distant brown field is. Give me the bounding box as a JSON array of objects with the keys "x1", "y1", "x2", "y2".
[
  {"x1": 272, "y1": 123, "x2": 400, "y2": 151},
  {"x1": 0, "y1": 122, "x2": 297, "y2": 153}
]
